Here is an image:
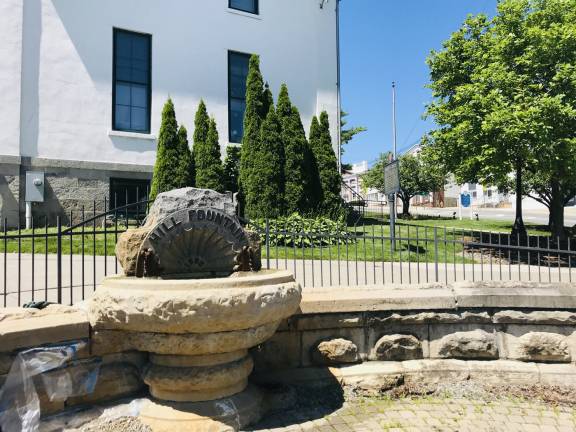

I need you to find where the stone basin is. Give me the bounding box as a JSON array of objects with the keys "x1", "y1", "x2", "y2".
[{"x1": 88, "y1": 269, "x2": 302, "y2": 404}]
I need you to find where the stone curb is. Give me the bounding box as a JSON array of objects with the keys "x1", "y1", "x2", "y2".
[
  {"x1": 300, "y1": 281, "x2": 576, "y2": 315},
  {"x1": 253, "y1": 359, "x2": 576, "y2": 389}
]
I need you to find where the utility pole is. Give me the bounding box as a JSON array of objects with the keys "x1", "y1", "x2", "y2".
[{"x1": 390, "y1": 82, "x2": 398, "y2": 250}]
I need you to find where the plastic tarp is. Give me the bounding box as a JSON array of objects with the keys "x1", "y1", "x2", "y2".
[{"x1": 0, "y1": 341, "x2": 101, "y2": 432}]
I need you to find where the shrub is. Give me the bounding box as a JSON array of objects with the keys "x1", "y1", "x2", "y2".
[
  {"x1": 195, "y1": 117, "x2": 224, "y2": 192},
  {"x1": 252, "y1": 214, "x2": 355, "y2": 248},
  {"x1": 222, "y1": 146, "x2": 241, "y2": 193},
  {"x1": 150, "y1": 98, "x2": 180, "y2": 200}
]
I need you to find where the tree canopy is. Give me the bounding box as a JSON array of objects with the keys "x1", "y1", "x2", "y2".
[{"x1": 425, "y1": 0, "x2": 576, "y2": 237}]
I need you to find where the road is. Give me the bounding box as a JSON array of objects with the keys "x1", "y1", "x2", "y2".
[{"x1": 368, "y1": 204, "x2": 576, "y2": 227}]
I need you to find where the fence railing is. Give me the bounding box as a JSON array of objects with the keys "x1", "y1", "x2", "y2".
[
  {"x1": 1, "y1": 199, "x2": 150, "y2": 308},
  {"x1": 252, "y1": 219, "x2": 575, "y2": 290},
  {"x1": 1, "y1": 202, "x2": 574, "y2": 307}
]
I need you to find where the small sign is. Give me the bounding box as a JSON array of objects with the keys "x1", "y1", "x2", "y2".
[
  {"x1": 460, "y1": 193, "x2": 471, "y2": 208},
  {"x1": 384, "y1": 160, "x2": 401, "y2": 195}
]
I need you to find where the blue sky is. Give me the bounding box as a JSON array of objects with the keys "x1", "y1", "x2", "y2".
[{"x1": 339, "y1": 0, "x2": 498, "y2": 166}]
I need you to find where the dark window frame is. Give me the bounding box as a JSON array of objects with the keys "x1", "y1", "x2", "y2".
[
  {"x1": 228, "y1": 0, "x2": 259, "y2": 14},
  {"x1": 227, "y1": 50, "x2": 252, "y2": 144},
  {"x1": 112, "y1": 28, "x2": 152, "y2": 134},
  {"x1": 109, "y1": 177, "x2": 151, "y2": 216}
]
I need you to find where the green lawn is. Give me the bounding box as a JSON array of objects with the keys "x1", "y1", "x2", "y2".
[{"x1": 0, "y1": 217, "x2": 548, "y2": 264}]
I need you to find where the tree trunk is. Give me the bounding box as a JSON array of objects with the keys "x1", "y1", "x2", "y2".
[
  {"x1": 511, "y1": 159, "x2": 527, "y2": 239},
  {"x1": 401, "y1": 195, "x2": 410, "y2": 217},
  {"x1": 549, "y1": 179, "x2": 566, "y2": 240}
]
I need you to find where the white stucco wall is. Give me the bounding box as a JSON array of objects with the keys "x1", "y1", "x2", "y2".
[
  {"x1": 9, "y1": 0, "x2": 339, "y2": 167},
  {"x1": 0, "y1": 0, "x2": 23, "y2": 158}
]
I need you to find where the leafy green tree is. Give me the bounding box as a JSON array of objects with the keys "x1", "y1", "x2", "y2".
[
  {"x1": 340, "y1": 111, "x2": 367, "y2": 172},
  {"x1": 362, "y1": 151, "x2": 445, "y2": 216},
  {"x1": 277, "y1": 84, "x2": 309, "y2": 214},
  {"x1": 192, "y1": 100, "x2": 210, "y2": 186},
  {"x1": 196, "y1": 118, "x2": 224, "y2": 192},
  {"x1": 240, "y1": 55, "x2": 266, "y2": 218},
  {"x1": 310, "y1": 112, "x2": 343, "y2": 217},
  {"x1": 254, "y1": 107, "x2": 284, "y2": 217},
  {"x1": 150, "y1": 98, "x2": 180, "y2": 200},
  {"x1": 175, "y1": 125, "x2": 193, "y2": 188},
  {"x1": 222, "y1": 146, "x2": 241, "y2": 193},
  {"x1": 425, "y1": 0, "x2": 576, "y2": 238}
]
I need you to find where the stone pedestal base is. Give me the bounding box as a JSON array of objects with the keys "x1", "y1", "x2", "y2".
[
  {"x1": 139, "y1": 385, "x2": 263, "y2": 432},
  {"x1": 144, "y1": 353, "x2": 254, "y2": 402}
]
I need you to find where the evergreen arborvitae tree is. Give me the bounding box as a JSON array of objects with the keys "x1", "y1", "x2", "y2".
[
  {"x1": 239, "y1": 55, "x2": 265, "y2": 218},
  {"x1": 196, "y1": 117, "x2": 224, "y2": 192},
  {"x1": 192, "y1": 100, "x2": 209, "y2": 186},
  {"x1": 277, "y1": 84, "x2": 307, "y2": 214},
  {"x1": 310, "y1": 112, "x2": 342, "y2": 217},
  {"x1": 223, "y1": 146, "x2": 241, "y2": 193},
  {"x1": 255, "y1": 107, "x2": 284, "y2": 217},
  {"x1": 262, "y1": 82, "x2": 274, "y2": 120},
  {"x1": 175, "y1": 125, "x2": 194, "y2": 188},
  {"x1": 306, "y1": 116, "x2": 323, "y2": 212},
  {"x1": 150, "y1": 98, "x2": 180, "y2": 200}
]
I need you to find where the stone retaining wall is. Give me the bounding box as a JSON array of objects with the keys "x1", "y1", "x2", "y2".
[
  {"x1": 2, "y1": 281, "x2": 576, "y2": 420},
  {"x1": 252, "y1": 282, "x2": 576, "y2": 375}
]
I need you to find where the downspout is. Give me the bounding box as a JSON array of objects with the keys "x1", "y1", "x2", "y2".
[{"x1": 336, "y1": 0, "x2": 342, "y2": 172}]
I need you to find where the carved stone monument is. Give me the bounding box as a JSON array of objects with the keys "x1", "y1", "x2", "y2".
[{"x1": 88, "y1": 188, "x2": 301, "y2": 431}]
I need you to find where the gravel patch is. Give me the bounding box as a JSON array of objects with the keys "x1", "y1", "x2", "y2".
[{"x1": 75, "y1": 416, "x2": 151, "y2": 432}]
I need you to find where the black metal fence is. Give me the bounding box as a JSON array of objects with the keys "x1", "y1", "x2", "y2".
[
  {"x1": 1, "y1": 199, "x2": 150, "y2": 308},
  {"x1": 1, "y1": 201, "x2": 575, "y2": 308}
]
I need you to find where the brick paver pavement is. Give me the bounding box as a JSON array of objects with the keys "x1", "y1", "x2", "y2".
[{"x1": 246, "y1": 397, "x2": 576, "y2": 432}]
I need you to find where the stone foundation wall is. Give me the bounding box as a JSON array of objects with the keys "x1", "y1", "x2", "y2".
[
  {"x1": 252, "y1": 282, "x2": 576, "y2": 372},
  {"x1": 0, "y1": 157, "x2": 153, "y2": 228}
]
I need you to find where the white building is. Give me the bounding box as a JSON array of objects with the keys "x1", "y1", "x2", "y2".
[
  {"x1": 0, "y1": 0, "x2": 340, "y2": 226},
  {"x1": 341, "y1": 161, "x2": 386, "y2": 203}
]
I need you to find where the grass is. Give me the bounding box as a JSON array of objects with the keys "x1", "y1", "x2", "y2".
[
  {"x1": 0, "y1": 216, "x2": 556, "y2": 264},
  {"x1": 0, "y1": 226, "x2": 122, "y2": 256}
]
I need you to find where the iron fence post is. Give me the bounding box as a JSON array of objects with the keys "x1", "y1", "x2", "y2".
[
  {"x1": 265, "y1": 218, "x2": 270, "y2": 270},
  {"x1": 56, "y1": 216, "x2": 63, "y2": 304}
]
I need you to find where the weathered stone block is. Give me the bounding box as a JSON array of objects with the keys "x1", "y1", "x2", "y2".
[
  {"x1": 435, "y1": 329, "x2": 498, "y2": 360},
  {"x1": 252, "y1": 331, "x2": 301, "y2": 372},
  {"x1": 0, "y1": 310, "x2": 89, "y2": 352},
  {"x1": 295, "y1": 313, "x2": 364, "y2": 331},
  {"x1": 514, "y1": 332, "x2": 571, "y2": 363},
  {"x1": 115, "y1": 227, "x2": 149, "y2": 276},
  {"x1": 499, "y1": 325, "x2": 576, "y2": 362},
  {"x1": 493, "y1": 310, "x2": 576, "y2": 325},
  {"x1": 467, "y1": 360, "x2": 538, "y2": 385},
  {"x1": 369, "y1": 311, "x2": 490, "y2": 325},
  {"x1": 374, "y1": 334, "x2": 423, "y2": 361},
  {"x1": 301, "y1": 328, "x2": 365, "y2": 367},
  {"x1": 91, "y1": 322, "x2": 280, "y2": 356},
  {"x1": 311, "y1": 338, "x2": 359, "y2": 366},
  {"x1": 368, "y1": 324, "x2": 429, "y2": 360},
  {"x1": 89, "y1": 272, "x2": 301, "y2": 334},
  {"x1": 537, "y1": 363, "x2": 576, "y2": 386},
  {"x1": 145, "y1": 188, "x2": 236, "y2": 227},
  {"x1": 65, "y1": 363, "x2": 144, "y2": 407},
  {"x1": 403, "y1": 359, "x2": 470, "y2": 385}
]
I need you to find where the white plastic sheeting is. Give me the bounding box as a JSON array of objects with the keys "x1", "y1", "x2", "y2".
[{"x1": 0, "y1": 341, "x2": 100, "y2": 432}]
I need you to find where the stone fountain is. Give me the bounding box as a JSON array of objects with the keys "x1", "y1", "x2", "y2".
[{"x1": 87, "y1": 189, "x2": 302, "y2": 431}]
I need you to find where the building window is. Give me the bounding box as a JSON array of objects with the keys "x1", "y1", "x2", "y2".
[
  {"x1": 229, "y1": 0, "x2": 259, "y2": 14},
  {"x1": 228, "y1": 51, "x2": 251, "y2": 143},
  {"x1": 113, "y1": 29, "x2": 151, "y2": 134},
  {"x1": 110, "y1": 178, "x2": 150, "y2": 216}
]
